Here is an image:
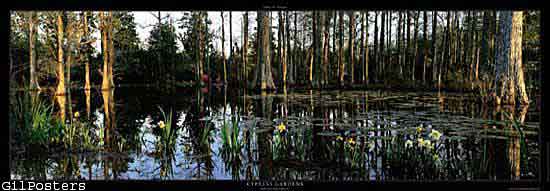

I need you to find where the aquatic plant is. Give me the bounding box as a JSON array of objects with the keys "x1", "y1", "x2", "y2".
[
  {"x1": 220, "y1": 116, "x2": 243, "y2": 160},
  {"x1": 12, "y1": 92, "x2": 62, "y2": 146},
  {"x1": 158, "y1": 106, "x2": 175, "y2": 147}
]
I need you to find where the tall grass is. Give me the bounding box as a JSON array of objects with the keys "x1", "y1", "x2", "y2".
[{"x1": 12, "y1": 92, "x2": 63, "y2": 146}]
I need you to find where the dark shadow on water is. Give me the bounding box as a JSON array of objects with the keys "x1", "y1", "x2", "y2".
[{"x1": 9, "y1": 87, "x2": 540, "y2": 180}]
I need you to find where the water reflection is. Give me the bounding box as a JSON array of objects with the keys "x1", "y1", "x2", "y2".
[{"x1": 10, "y1": 88, "x2": 540, "y2": 181}]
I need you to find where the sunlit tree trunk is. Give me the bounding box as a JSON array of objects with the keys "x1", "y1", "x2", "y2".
[
  {"x1": 83, "y1": 12, "x2": 91, "y2": 91},
  {"x1": 100, "y1": 12, "x2": 110, "y2": 90},
  {"x1": 55, "y1": 12, "x2": 66, "y2": 121},
  {"x1": 28, "y1": 12, "x2": 40, "y2": 90},
  {"x1": 493, "y1": 11, "x2": 529, "y2": 105},
  {"x1": 55, "y1": 13, "x2": 65, "y2": 96}
]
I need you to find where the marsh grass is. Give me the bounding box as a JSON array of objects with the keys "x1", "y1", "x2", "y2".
[{"x1": 12, "y1": 92, "x2": 63, "y2": 147}]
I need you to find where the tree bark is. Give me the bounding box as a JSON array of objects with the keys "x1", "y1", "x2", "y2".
[
  {"x1": 242, "y1": 12, "x2": 249, "y2": 85},
  {"x1": 338, "y1": 11, "x2": 345, "y2": 86},
  {"x1": 28, "y1": 12, "x2": 40, "y2": 90},
  {"x1": 422, "y1": 11, "x2": 428, "y2": 83},
  {"x1": 251, "y1": 11, "x2": 276, "y2": 91},
  {"x1": 373, "y1": 12, "x2": 379, "y2": 82},
  {"x1": 221, "y1": 12, "x2": 226, "y2": 84},
  {"x1": 432, "y1": 11, "x2": 438, "y2": 87},
  {"x1": 493, "y1": 11, "x2": 529, "y2": 105},
  {"x1": 322, "y1": 11, "x2": 330, "y2": 86},
  {"x1": 349, "y1": 11, "x2": 355, "y2": 84}
]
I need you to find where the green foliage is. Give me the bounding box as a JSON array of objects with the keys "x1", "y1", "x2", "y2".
[{"x1": 11, "y1": 93, "x2": 63, "y2": 146}]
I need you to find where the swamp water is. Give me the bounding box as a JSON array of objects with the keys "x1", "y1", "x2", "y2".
[{"x1": 9, "y1": 88, "x2": 540, "y2": 180}]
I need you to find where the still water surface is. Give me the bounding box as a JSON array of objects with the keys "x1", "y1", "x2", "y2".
[{"x1": 10, "y1": 87, "x2": 540, "y2": 180}]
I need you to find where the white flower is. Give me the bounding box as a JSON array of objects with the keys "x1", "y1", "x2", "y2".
[{"x1": 405, "y1": 140, "x2": 413, "y2": 149}]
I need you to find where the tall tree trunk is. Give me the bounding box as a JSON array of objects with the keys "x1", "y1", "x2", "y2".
[
  {"x1": 493, "y1": 11, "x2": 528, "y2": 105},
  {"x1": 229, "y1": 12, "x2": 233, "y2": 83},
  {"x1": 422, "y1": 11, "x2": 428, "y2": 84},
  {"x1": 292, "y1": 11, "x2": 297, "y2": 84},
  {"x1": 406, "y1": 12, "x2": 411, "y2": 80},
  {"x1": 108, "y1": 12, "x2": 115, "y2": 88},
  {"x1": 338, "y1": 11, "x2": 345, "y2": 86},
  {"x1": 28, "y1": 12, "x2": 40, "y2": 90},
  {"x1": 397, "y1": 12, "x2": 402, "y2": 78},
  {"x1": 243, "y1": 12, "x2": 249, "y2": 86},
  {"x1": 411, "y1": 12, "x2": 419, "y2": 81},
  {"x1": 199, "y1": 12, "x2": 205, "y2": 84},
  {"x1": 100, "y1": 12, "x2": 109, "y2": 90},
  {"x1": 83, "y1": 12, "x2": 91, "y2": 91},
  {"x1": 285, "y1": 11, "x2": 290, "y2": 87},
  {"x1": 322, "y1": 11, "x2": 329, "y2": 86},
  {"x1": 379, "y1": 12, "x2": 385, "y2": 81},
  {"x1": 55, "y1": 12, "x2": 66, "y2": 121},
  {"x1": 349, "y1": 11, "x2": 355, "y2": 84},
  {"x1": 373, "y1": 12, "x2": 379, "y2": 82},
  {"x1": 432, "y1": 11, "x2": 438, "y2": 88},
  {"x1": 251, "y1": 11, "x2": 276, "y2": 91},
  {"x1": 221, "y1": 12, "x2": 226, "y2": 84},
  {"x1": 361, "y1": 12, "x2": 368, "y2": 84}
]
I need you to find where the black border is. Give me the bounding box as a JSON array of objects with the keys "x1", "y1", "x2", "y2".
[{"x1": 3, "y1": 0, "x2": 548, "y2": 190}]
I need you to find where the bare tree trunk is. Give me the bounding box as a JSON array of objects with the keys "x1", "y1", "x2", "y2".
[
  {"x1": 422, "y1": 11, "x2": 428, "y2": 84},
  {"x1": 251, "y1": 11, "x2": 276, "y2": 91},
  {"x1": 83, "y1": 12, "x2": 91, "y2": 91},
  {"x1": 379, "y1": 12, "x2": 385, "y2": 81},
  {"x1": 108, "y1": 12, "x2": 115, "y2": 88},
  {"x1": 243, "y1": 12, "x2": 249, "y2": 86},
  {"x1": 229, "y1": 12, "x2": 233, "y2": 83},
  {"x1": 338, "y1": 11, "x2": 345, "y2": 86},
  {"x1": 412, "y1": 12, "x2": 419, "y2": 82},
  {"x1": 56, "y1": 13, "x2": 65, "y2": 96},
  {"x1": 349, "y1": 11, "x2": 355, "y2": 84},
  {"x1": 199, "y1": 12, "x2": 205, "y2": 84},
  {"x1": 28, "y1": 12, "x2": 40, "y2": 90},
  {"x1": 361, "y1": 12, "x2": 368, "y2": 84},
  {"x1": 322, "y1": 11, "x2": 330, "y2": 86},
  {"x1": 432, "y1": 11, "x2": 438, "y2": 87},
  {"x1": 373, "y1": 12, "x2": 379, "y2": 82},
  {"x1": 221, "y1": 12, "x2": 226, "y2": 84},
  {"x1": 493, "y1": 11, "x2": 529, "y2": 105},
  {"x1": 55, "y1": 12, "x2": 66, "y2": 121},
  {"x1": 396, "y1": 12, "x2": 402, "y2": 78},
  {"x1": 406, "y1": 12, "x2": 411, "y2": 80},
  {"x1": 100, "y1": 12, "x2": 110, "y2": 90}
]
